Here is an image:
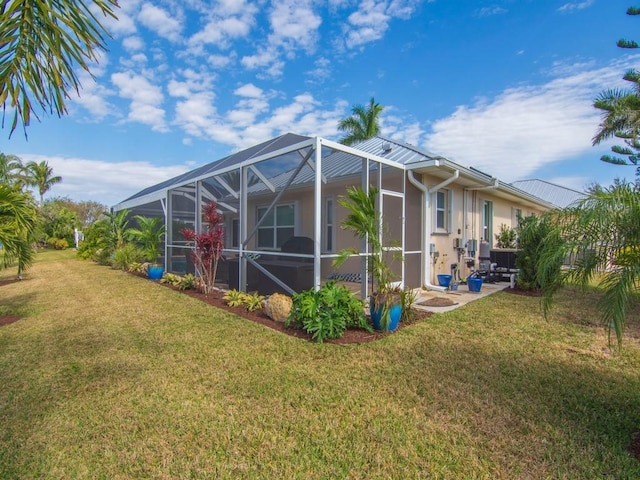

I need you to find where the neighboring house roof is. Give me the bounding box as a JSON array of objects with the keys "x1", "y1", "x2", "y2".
[{"x1": 510, "y1": 179, "x2": 586, "y2": 209}]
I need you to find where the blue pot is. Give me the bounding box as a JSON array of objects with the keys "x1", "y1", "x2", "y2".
[
  {"x1": 437, "y1": 274, "x2": 452, "y2": 288},
  {"x1": 147, "y1": 264, "x2": 164, "y2": 280},
  {"x1": 370, "y1": 296, "x2": 402, "y2": 332},
  {"x1": 467, "y1": 276, "x2": 483, "y2": 293}
]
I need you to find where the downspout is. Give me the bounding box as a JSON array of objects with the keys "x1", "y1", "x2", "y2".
[{"x1": 407, "y1": 169, "x2": 459, "y2": 292}]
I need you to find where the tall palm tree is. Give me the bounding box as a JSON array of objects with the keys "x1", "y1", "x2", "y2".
[
  {"x1": 0, "y1": 185, "x2": 38, "y2": 276},
  {"x1": 337, "y1": 97, "x2": 384, "y2": 146},
  {"x1": 536, "y1": 183, "x2": 640, "y2": 347},
  {"x1": 24, "y1": 160, "x2": 62, "y2": 206},
  {"x1": 0, "y1": 0, "x2": 118, "y2": 136}
]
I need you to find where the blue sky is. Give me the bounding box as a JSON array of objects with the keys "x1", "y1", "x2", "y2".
[{"x1": 5, "y1": 0, "x2": 639, "y2": 206}]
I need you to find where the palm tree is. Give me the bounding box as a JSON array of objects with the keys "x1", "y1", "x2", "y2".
[
  {"x1": 0, "y1": 0, "x2": 118, "y2": 136},
  {"x1": 337, "y1": 97, "x2": 384, "y2": 146},
  {"x1": 24, "y1": 160, "x2": 62, "y2": 206},
  {"x1": 0, "y1": 153, "x2": 25, "y2": 187},
  {"x1": 0, "y1": 185, "x2": 38, "y2": 276},
  {"x1": 127, "y1": 215, "x2": 166, "y2": 264},
  {"x1": 536, "y1": 183, "x2": 640, "y2": 347}
]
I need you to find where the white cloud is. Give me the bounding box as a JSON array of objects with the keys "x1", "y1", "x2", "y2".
[
  {"x1": 477, "y1": 6, "x2": 508, "y2": 17},
  {"x1": 269, "y1": 0, "x2": 321, "y2": 53},
  {"x1": 558, "y1": 0, "x2": 594, "y2": 13},
  {"x1": 72, "y1": 73, "x2": 115, "y2": 121},
  {"x1": 343, "y1": 0, "x2": 391, "y2": 49},
  {"x1": 18, "y1": 154, "x2": 189, "y2": 206},
  {"x1": 138, "y1": 3, "x2": 183, "y2": 42},
  {"x1": 111, "y1": 71, "x2": 168, "y2": 132},
  {"x1": 122, "y1": 36, "x2": 145, "y2": 51},
  {"x1": 208, "y1": 53, "x2": 235, "y2": 68},
  {"x1": 424, "y1": 58, "x2": 636, "y2": 181},
  {"x1": 234, "y1": 83, "x2": 264, "y2": 98}
]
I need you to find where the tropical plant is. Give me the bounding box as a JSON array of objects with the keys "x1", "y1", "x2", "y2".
[
  {"x1": 244, "y1": 292, "x2": 266, "y2": 312},
  {"x1": 494, "y1": 223, "x2": 517, "y2": 249},
  {"x1": 104, "y1": 209, "x2": 130, "y2": 252},
  {"x1": 76, "y1": 216, "x2": 111, "y2": 263},
  {"x1": 127, "y1": 215, "x2": 165, "y2": 264},
  {"x1": 0, "y1": 185, "x2": 38, "y2": 275},
  {"x1": 286, "y1": 281, "x2": 371, "y2": 343},
  {"x1": 536, "y1": 182, "x2": 640, "y2": 347},
  {"x1": 400, "y1": 287, "x2": 418, "y2": 324},
  {"x1": 592, "y1": 6, "x2": 640, "y2": 181},
  {"x1": 38, "y1": 200, "x2": 79, "y2": 247},
  {"x1": 0, "y1": 0, "x2": 119, "y2": 136},
  {"x1": 181, "y1": 202, "x2": 225, "y2": 295},
  {"x1": 514, "y1": 214, "x2": 564, "y2": 292},
  {"x1": 223, "y1": 289, "x2": 246, "y2": 308},
  {"x1": 0, "y1": 152, "x2": 25, "y2": 186},
  {"x1": 111, "y1": 244, "x2": 145, "y2": 270},
  {"x1": 337, "y1": 97, "x2": 384, "y2": 146},
  {"x1": 24, "y1": 160, "x2": 62, "y2": 206}
]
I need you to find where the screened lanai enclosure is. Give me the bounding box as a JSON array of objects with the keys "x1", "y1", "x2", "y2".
[{"x1": 114, "y1": 133, "x2": 435, "y2": 298}]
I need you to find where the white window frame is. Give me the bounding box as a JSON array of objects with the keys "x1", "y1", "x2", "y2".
[
  {"x1": 256, "y1": 203, "x2": 297, "y2": 250},
  {"x1": 322, "y1": 197, "x2": 335, "y2": 253},
  {"x1": 482, "y1": 200, "x2": 494, "y2": 245},
  {"x1": 434, "y1": 189, "x2": 452, "y2": 233}
]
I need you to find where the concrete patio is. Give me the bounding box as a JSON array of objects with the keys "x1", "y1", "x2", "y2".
[{"x1": 413, "y1": 281, "x2": 511, "y2": 313}]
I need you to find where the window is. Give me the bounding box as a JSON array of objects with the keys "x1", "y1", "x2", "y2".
[
  {"x1": 257, "y1": 204, "x2": 295, "y2": 249},
  {"x1": 323, "y1": 197, "x2": 334, "y2": 252},
  {"x1": 231, "y1": 218, "x2": 239, "y2": 248},
  {"x1": 435, "y1": 189, "x2": 450, "y2": 232},
  {"x1": 512, "y1": 208, "x2": 522, "y2": 228},
  {"x1": 483, "y1": 200, "x2": 494, "y2": 244}
]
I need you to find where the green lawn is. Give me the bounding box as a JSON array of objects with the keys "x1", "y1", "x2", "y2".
[{"x1": 1, "y1": 250, "x2": 640, "y2": 479}]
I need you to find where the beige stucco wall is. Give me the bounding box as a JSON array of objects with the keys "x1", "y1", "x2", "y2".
[{"x1": 221, "y1": 168, "x2": 547, "y2": 290}]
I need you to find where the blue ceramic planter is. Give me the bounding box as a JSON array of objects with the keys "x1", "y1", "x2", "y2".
[
  {"x1": 147, "y1": 264, "x2": 164, "y2": 280},
  {"x1": 370, "y1": 296, "x2": 401, "y2": 332},
  {"x1": 467, "y1": 276, "x2": 483, "y2": 293}
]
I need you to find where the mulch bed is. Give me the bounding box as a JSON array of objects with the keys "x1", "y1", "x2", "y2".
[{"x1": 154, "y1": 279, "x2": 432, "y2": 344}]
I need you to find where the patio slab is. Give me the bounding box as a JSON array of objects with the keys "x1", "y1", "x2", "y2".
[{"x1": 413, "y1": 281, "x2": 511, "y2": 313}]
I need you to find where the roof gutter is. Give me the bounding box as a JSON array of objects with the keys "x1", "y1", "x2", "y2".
[{"x1": 407, "y1": 169, "x2": 459, "y2": 292}]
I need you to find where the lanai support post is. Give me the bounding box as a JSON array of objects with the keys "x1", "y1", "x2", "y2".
[{"x1": 313, "y1": 137, "x2": 322, "y2": 291}]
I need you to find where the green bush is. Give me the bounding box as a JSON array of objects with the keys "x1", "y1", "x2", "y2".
[
  {"x1": 494, "y1": 223, "x2": 517, "y2": 249},
  {"x1": 112, "y1": 244, "x2": 145, "y2": 271},
  {"x1": 286, "y1": 281, "x2": 371, "y2": 343},
  {"x1": 47, "y1": 237, "x2": 69, "y2": 250},
  {"x1": 223, "y1": 289, "x2": 264, "y2": 311},
  {"x1": 515, "y1": 214, "x2": 563, "y2": 291}
]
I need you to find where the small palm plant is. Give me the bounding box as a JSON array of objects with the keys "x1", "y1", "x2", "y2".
[
  {"x1": 127, "y1": 215, "x2": 166, "y2": 264},
  {"x1": 333, "y1": 185, "x2": 399, "y2": 331}
]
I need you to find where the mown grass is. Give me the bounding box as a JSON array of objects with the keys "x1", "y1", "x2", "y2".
[{"x1": 1, "y1": 250, "x2": 639, "y2": 479}]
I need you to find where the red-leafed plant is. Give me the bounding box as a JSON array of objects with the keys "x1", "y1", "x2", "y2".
[{"x1": 181, "y1": 202, "x2": 224, "y2": 294}]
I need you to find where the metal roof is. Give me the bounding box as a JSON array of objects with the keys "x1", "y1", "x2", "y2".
[
  {"x1": 510, "y1": 179, "x2": 586, "y2": 209},
  {"x1": 114, "y1": 132, "x2": 555, "y2": 211}
]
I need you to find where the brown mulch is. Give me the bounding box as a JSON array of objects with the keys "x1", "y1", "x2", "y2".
[
  {"x1": 419, "y1": 297, "x2": 458, "y2": 307},
  {"x1": 0, "y1": 315, "x2": 21, "y2": 327},
  {"x1": 154, "y1": 280, "x2": 432, "y2": 344}
]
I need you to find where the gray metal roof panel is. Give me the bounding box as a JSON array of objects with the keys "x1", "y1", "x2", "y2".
[{"x1": 510, "y1": 179, "x2": 586, "y2": 209}]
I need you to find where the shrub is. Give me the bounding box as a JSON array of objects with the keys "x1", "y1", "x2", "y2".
[
  {"x1": 112, "y1": 244, "x2": 145, "y2": 271},
  {"x1": 516, "y1": 214, "x2": 563, "y2": 291},
  {"x1": 179, "y1": 273, "x2": 196, "y2": 291},
  {"x1": 47, "y1": 237, "x2": 69, "y2": 250},
  {"x1": 244, "y1": 292, "x2": 265, "y2": 312},
  {"x1": 494, "y1": 223, "x2": 517, "y2": 249},
  {"x1": 287, "y1": 281, "x2": 371, "y2": 343},
  {"x1": 223, "y1": 289, "x2": 265, "y2": 311},
  {"x1": 223, "y1": 289, "x2": 246, "y2": 307}
]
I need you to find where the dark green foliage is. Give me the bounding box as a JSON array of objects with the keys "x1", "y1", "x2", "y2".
[
  {"x1": 537, "y1": 183, "x2": 640, "y2": 346},
  {"x1": 112, "y1": 244, "x2": 145, "y2": 271},
  {"x1": 400, "y1": 288, "x2": 418, "y2": 324},
  {"x1": 337, "y1": 97, "x2": 384, "y2": 146},
  {"x1": 494, "y1": 223, "x2": 517, "y2": 249},
  {"x1": 126, "y1": 215, "x2": 165, "y2": 263},
  {"x1": 287, "y1": 281, "x2": 372, "y2": 343},
  {"x1": 38, "y1": 200, "x2": 79, "y2": 247},
  {"x1": 593, "y1": 6, "x2": 640, "y2": 181},
  {"x1": 515, "y1": 214, "x2": 564, "y2": 291},
  {"x1": 76, "y1": 218, "x2": 111, "y2": 262}
]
